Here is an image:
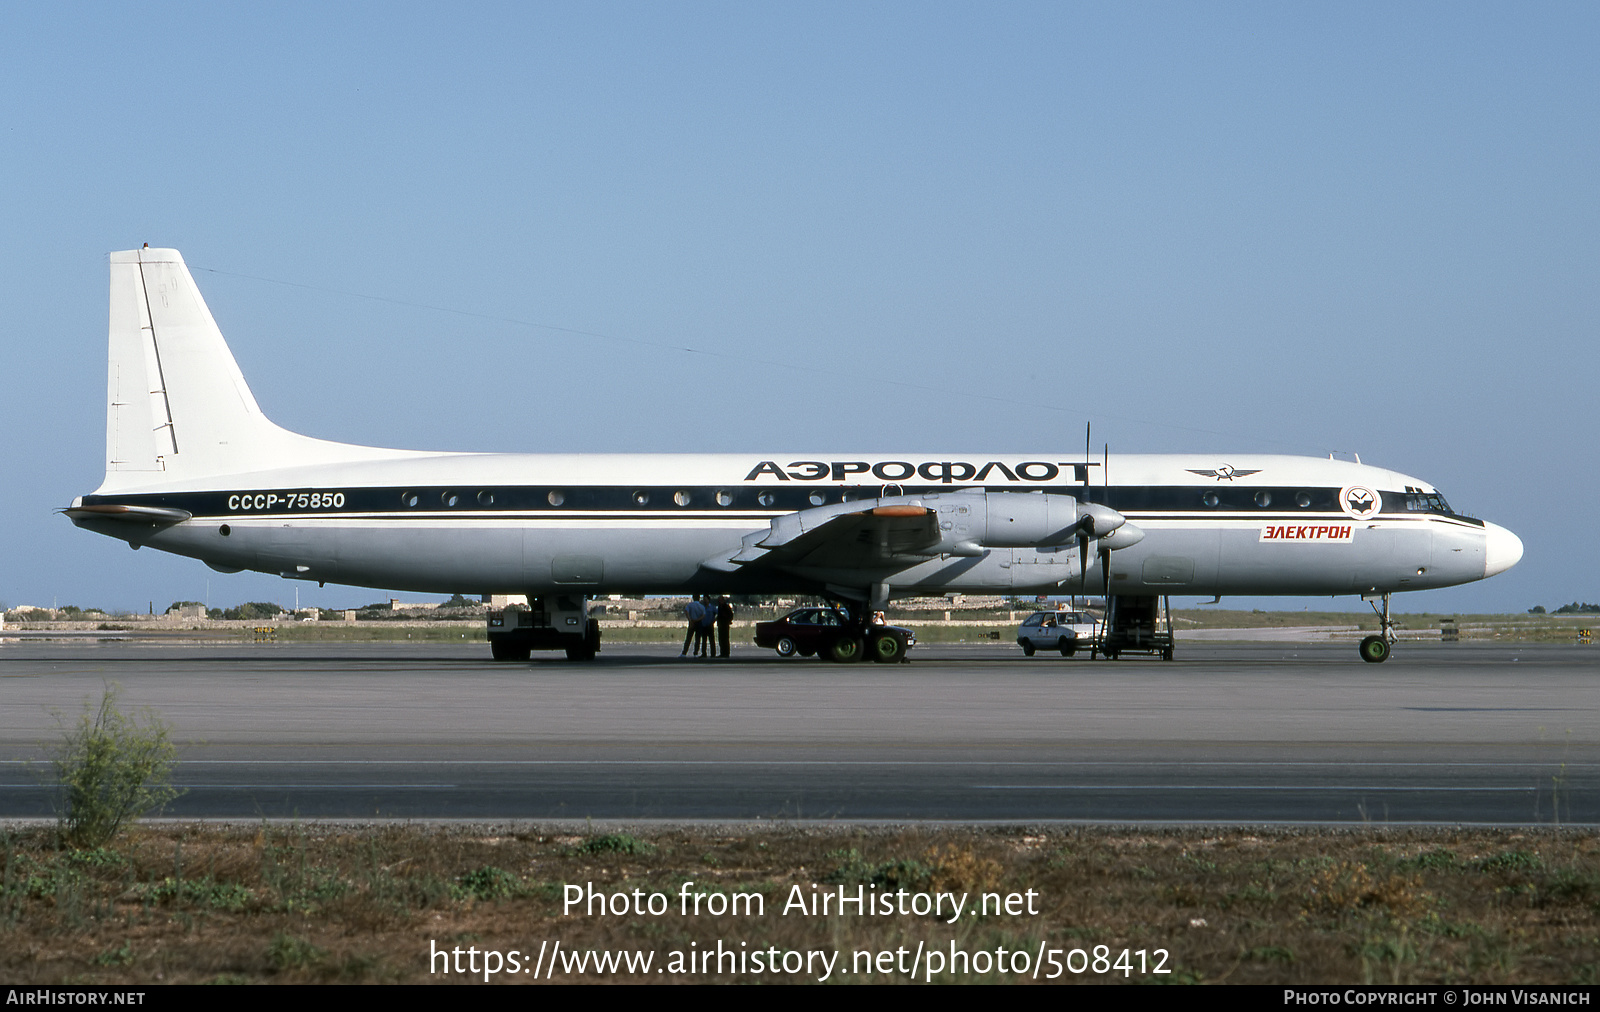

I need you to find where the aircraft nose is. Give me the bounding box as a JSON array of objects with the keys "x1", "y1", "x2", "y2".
[{"x1": 1483, "y1": 522, "x2": 1524, "y2": 578}]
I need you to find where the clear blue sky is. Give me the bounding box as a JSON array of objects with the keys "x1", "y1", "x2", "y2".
[{"x1": 2, "y1": 2, "x2": 1594, "y2": 614}]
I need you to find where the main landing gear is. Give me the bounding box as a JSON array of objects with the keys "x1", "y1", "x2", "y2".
[
  {"x1": 819, "y1": 614, "x2": 909, "y2": 664},
  {"x1": 486, "y1": 594, "x2": 601, "y2": 662},
  {"x1": 826, "y1": 582, "x2": 911, "y2": 664},
  {"x1": 1359, "y1": 592, "x2": 1395, "y2": 664}
]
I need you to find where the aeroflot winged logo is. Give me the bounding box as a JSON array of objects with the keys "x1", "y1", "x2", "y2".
[{"x1": 1186, "y1": 465, "x2": 1261, "y2": 481}]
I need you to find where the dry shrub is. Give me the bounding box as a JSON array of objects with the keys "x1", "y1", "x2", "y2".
[
  {"x1": 50, "y1": 686, "x2": 181, "y2": 849},
  {"x1": 1304, "y1": 861, "x2": 1428, "y2": 919},
  {"x1": 927, "y1": 843, "x2": 1003, "y2": 894}
]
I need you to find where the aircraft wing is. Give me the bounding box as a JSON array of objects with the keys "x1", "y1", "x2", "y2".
[
  {"x1": 704, "y1": 504, "x2": 947, "y2": 574},
  {"x1": 702, "y1": 490, "x2": 1116, "y2": 576}
]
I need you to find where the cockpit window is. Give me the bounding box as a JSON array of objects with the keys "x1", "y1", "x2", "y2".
[{"x1": 1403, "y1": 492, "x2": 1453, "y2": 514}]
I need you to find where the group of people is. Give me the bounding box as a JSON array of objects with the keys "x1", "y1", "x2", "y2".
[{"x1": 680, "y1": 594, "x2": 734, "y2": 658}]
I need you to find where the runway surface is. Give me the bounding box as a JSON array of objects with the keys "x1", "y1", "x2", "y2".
[{"x1": 1, "y1": 640, "x2": 1594, "y2": 824}]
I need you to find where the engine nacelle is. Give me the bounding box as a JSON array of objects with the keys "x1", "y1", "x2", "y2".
[
  {"x1": 915, "y1": 492, "x2": 1124, "y2": 553},
  {"x1": 976, "y1": 492, "x2": 1087, "y2": 547}
]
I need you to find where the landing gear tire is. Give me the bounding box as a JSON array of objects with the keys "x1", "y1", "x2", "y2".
[
  {"x1": 490, "y1": 641, "x2": 530, "y2": 662},
  {"x1": 566, "y1": 620, "x2": 600, "y2": 661},
  {"x1": 1058, "y1": 638, "x2": 1076, "y2": 658},
  {"x1": 1359, "y1": 635, "x2": 1391, "y2": 664},
  {"x1": 775, "y1": 637, "x2": 797, "y2": 658},
  {"x1": 870, "y1": 633, "x2": 904, "y2": 664},
  {"x1": 1021, "y1": 642, "x2": 1036, "y2": 657},
  {"x1": 829, "y1": 635, "x2": 864, "y2": 663}
]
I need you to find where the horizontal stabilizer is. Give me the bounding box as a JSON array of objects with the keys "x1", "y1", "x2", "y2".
[{"x1": 62, "y1": 503, "x2": 192, "y2": 524}]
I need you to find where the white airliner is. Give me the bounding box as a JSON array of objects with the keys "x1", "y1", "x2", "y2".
[{"x1": 66, "y1": 248, "x2": 1523, "y2": 663}]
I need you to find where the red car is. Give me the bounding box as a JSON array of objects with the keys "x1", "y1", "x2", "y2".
[{"x1": 753, "y1": 607, "x2": 915, "y2": 663}]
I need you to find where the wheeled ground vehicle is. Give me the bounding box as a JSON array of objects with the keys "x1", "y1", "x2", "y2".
[
  {"x1": 754, "y1": 607, "x2": 914, "y2": 663},
  {"x1": 1015, "y1": 610, "x2": 1099, "y2": 657},
  {"x1": 1093, "y1": 595, "x2": 1174, "y2": 661}
]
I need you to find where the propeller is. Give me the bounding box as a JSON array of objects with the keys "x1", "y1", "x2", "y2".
[
  {"x1": 1080, "y1": 423, "x2": 1092, "y2": 590},
  {"x1": 1101, "y1": 441, "x2": 1111, "y2": 601},
  {"x1": 1077, "y1": 434, "x2": 1119, "y2": 600},
  {"x1": 1071, "y1": 502, "x2": 1124, "y2": 576},
  {"x1": 1076, "y1": 514, "x2": 1092, "y2": 580}
]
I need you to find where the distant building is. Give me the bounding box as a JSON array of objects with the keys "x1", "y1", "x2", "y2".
[{"x1": 389, "y1": 599, "x2": 440, "y2": 611}]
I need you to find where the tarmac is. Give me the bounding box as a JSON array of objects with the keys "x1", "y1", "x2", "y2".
[{"x1": 1, "y1": 639, "x2": 1594, "y2": 824}]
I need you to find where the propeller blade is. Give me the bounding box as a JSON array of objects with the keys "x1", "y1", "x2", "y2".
[
  {"x1": 1100, "y1": 546, "x2": 1112, "y2": 600},
  {"x1": 1079, "y1": 423, "x2": 1092, "y2": 591},
  {"x1": 1084, "y1": 423, "x2": 1091, "y2": 491}
]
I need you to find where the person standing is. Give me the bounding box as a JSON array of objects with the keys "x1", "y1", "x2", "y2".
[
  {"x1": 716, "y1": 596, "x2": 734, "y2": 658},
  {"x1": 697, "y1": 595, "x2": 716, "y2": 658},
  {"x1": 681, "y1": 595, "x2": 704, "y2": 657}
]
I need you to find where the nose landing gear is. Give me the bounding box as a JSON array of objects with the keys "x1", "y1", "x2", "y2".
[
  {"x1": 1359, "y1": 592, "x2": 1395, "y2": 663},
  {"x1": 1358, "y1": 634, "x2": 1391, "y2": 663}
]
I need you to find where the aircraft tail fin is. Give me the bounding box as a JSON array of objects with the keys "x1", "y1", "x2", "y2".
[{"x1": 101, "y1": 247, "x2": 408, "y2": 492}]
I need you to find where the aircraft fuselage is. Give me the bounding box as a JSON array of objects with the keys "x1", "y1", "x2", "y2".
[{"x1": 72, "y1": 451, "x2": 1517, "y2": 600}]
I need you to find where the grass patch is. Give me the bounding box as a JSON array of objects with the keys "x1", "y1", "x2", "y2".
[
  {"x1": 267, "y1": 932, "x2": 326, "y2": 971},
  {"x1": 0, "y1": 825, "x2": 1597, "y2": 984},
  {"x1": 568, "y1": 833, "x2": 656, "y2": 856},
  {"x1": 454, "y1": 866, "x2": 523, "y2": 901}
]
